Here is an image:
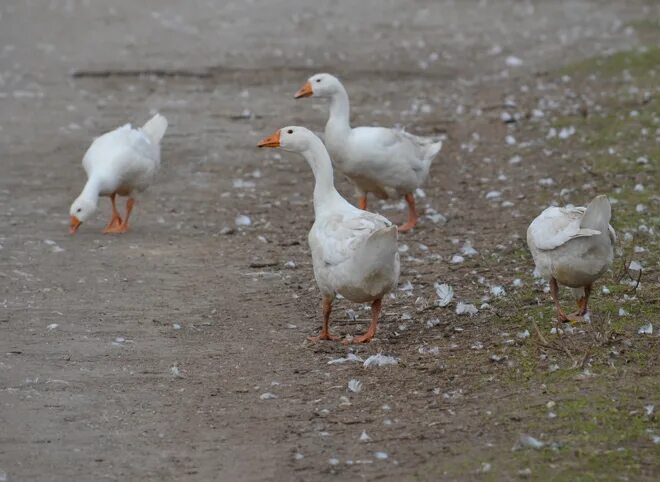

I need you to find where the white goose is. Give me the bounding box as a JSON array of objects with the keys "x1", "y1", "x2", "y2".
[
  {"x1": 294, "y1": 73, "x2": 442, "y2": 232},
  {"x1": 69, "y1": 113, "x2": 168, "y2": 234},
  {"x1": 258, "y1": 126, "x2": 400, "y2": 343},
  {"x1": 527, "y1": 195, "x2": 616, "y2": 322}
]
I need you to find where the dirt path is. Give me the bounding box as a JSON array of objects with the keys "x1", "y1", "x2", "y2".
[{"x1": 1, "y1": 1, "x2": 658, "y2": 481}]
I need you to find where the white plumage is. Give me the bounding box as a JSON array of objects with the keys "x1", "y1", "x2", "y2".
[
  {"x1": 295, "y1": 73, "x2": 442, "y2": 231},
  {"x1": 69, "y1": 113, "x2": 168, "y2": 234},
  {"x1": 527, "y1": 195, "x2": 616, "y2": 321},
  {"x1": 258, "y1": 126, "x2": 400, "y2": 343}
]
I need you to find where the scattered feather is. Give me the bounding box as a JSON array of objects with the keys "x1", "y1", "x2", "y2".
[
  {"x1": 434, "y1": 282, "x2": 454, "y2": 307},
  {"x1": 517, "y1": 330, "x2": 530, "y2": 339},
  {"x1": 170, "y1": 364, "x2": 183, "y2": 378},
  {"x1": 359, "y1": 431, "x2": 371, "y2": 442},
  {"x1": 235, "y1": 214, "x2": 252, "y2": 226},
  {"x1": 348, "y1": 379, "x2": 363, "y2": 393},
  {"x1": 456, "y1": 302, "x2": 478, "y2": 316},
  {"x1": 460, "y1": 241, "x2": 478, "y2": 257},
  {"x1": 485, "y1": 191, "x2": 501, "y2": 200},
  {"x1": 558, "y1": 126, "x2": 575, "y2": 139},
  {"x1": 514, "y1": 434, "x2": 545, "y2": 450},
  {"x1": 363, "y1": 354, "x2": 399, "y2": 367},
  {"x1": 418, "y1": 345, "x2": 440, "y2": 355},
  {"x1": 399, "y1": 280, "x2": 414, "y2": 292},
  {"x1": 638, "y1": 323, "x2": 653, "y2": 335},
  {"x1": 426, "y1": 317, "x2": 442, "y2": 328},
  {"x1": 505, "y1": 55, "x2": 523, "y2": 67},
  {"x1": 450, "y1": 255, "x2": 465, "y2": 264},
  {"x1": 328, "y1": 353, "x2": 364, "y2": 365},
  {"x1": 490, "y1": 286, "x2": 506, "y2": 297},
  {"x1": 259, "y1": 392, "x2": 277, "y2": 400}
]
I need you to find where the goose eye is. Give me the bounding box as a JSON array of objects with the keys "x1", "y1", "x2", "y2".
[
  {"x1": 316, "y1": 78, "x2": 321, "y2": 83},
  {"x1": 77, "y1": 208, "x2": 82, "y2": 212},
  {"x1": 287, "y1": 129, "x2": 293, "y2": 134}
]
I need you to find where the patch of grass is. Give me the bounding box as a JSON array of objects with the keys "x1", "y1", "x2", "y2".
[
  {"x1": 628, "y1": 18, "x2": 660, "y2": 44},
  {"x1": 466, "y1": 44, "x2": 660, "y2": 480},
  {"x1": 560, "y1": 45, "x2": 660, "y2": 85}
]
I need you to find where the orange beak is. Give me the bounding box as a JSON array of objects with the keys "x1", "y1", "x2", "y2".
[
  {"x1": 257, "y1": 130, "x2": 281, "y2": 148},
  {"x1": 69, "y1": 216, "x2": 82, "y2": 234},
  {"x1": 294, "y1": 81, "x2": 313, "y2": 99}
]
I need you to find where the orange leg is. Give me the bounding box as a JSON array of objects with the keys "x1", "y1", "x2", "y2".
[
  {"x1": 358, "y1": 196, "x2": 368, "y2": 211},
  {"x1": 569, "y1": 284, "x2": 591, "y2": 320},
  {"x1": 398, "y1": 193, "x2": 418, "y2": 232},
  {"x1": 308, "y1": 296, "x2": 340, "y2": 342},
  {"x1": 345, "y1": 298, "x2": 382, "y2": 344},
  {"x1": 103, "y1": 197, "x2": 134, "y2": 234},
  {"x1": 550, "y1": 277, "x2": 569, "y2": 323},
  {"x1": 102, "y1": 193, "x2": 123, "y2": 233}
]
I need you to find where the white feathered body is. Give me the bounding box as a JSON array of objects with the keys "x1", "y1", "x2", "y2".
[
  {"x1": 309, "y1": 200, "x2": 400, "y2": 303},
  {"x1": 325, "y1": 125, "x2": 442, "y2": 198},
  {"x1": 83, "y1": 114, "x2": 167, "y2": 197},
  {"x1": 527, "y1": 200, "x2": 615, "y2": 289}
]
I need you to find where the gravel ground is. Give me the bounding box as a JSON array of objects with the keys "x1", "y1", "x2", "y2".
[{"x1": 1, "y1": 1, "x2": 658, "y2": 480}]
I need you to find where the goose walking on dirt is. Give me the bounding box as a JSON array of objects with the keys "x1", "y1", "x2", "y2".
[
  {"x1": 69, "y1": 113, "x2": 168, "y2": 234},
  {"x1": 527, "y1": 195, "x2": 616, "y2": 322},
  {"x1": 294, "y1": 73, "x2": 442, "y2": 232},
  {"x1": 258, "y1": 126, "x2": 400, "y2": 343}
]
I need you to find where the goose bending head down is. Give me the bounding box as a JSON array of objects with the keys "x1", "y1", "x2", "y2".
[
  {"x1": 527, "y1": 195, "x2": 616, "y2": 323},
  {"x1": 294, "y1": 73, "x2": 443, "y2": 233},
  {"x1": 258, "y1": 126, "x2": 400, "y2": 343},
  {"x1": 69, "y1": 113, "x2": 168, "y2": 234}
]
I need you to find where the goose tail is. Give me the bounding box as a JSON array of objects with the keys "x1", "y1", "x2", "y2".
[
  {"x1": 580, "y1": 195, "x2": 611, "y2": 231},
  {"x1": 141, "y1": 113, "x2": 168, "y2": 145}
]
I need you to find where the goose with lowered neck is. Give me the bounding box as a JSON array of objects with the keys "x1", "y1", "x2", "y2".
[
  {"x1": 294, "y1": 73, "x2": 442, "y2": 232},
  {"x1": 69, "y1": 113, "x2": 168, "y2": 234},
  {"x1": 527, "y1": 195, "x2": 616, "y2": 323},
  {"x1": 258, "y1": 126, "x2": 400, "y2": 343}
]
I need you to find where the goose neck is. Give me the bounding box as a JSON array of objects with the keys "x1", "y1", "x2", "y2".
[
  {"x1": 300, "y1": 137, "x2": 343, "y2": 214},
  {"x1": 326, "y1": 85, "x2": 351, "y2": 136}
]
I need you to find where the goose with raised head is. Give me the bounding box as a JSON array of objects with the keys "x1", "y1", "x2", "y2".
[
  {"x1": 294, "y1": 73, "x2": 442, "y2": 232},
  {"x1": 258, "y1": 126, "x2": 400, "y2": 343},
  {"x1": 69, "y1": 113, "x2": 168, "y2": 234},
  {"x1": 527, "y1": 195, "x2": 616, "y2": 322}
]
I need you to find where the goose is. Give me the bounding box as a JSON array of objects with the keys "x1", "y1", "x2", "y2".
[
  {"x1": 69, "y1": 113, "x2": 168, "y2": 234},
  {"x1": 258, "y1": 126, "x2": 400, "y2": 343},
  {"x1": 294, "y1": 73, "x2": 442, "y2": 232},
  {"x1": 527, "y1": 195, "x2": 616, "y2": 322}
]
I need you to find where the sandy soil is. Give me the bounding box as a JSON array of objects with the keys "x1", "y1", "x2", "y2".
[{"x1": 1, "y1": 1, "x2": 658, "y2": 480}]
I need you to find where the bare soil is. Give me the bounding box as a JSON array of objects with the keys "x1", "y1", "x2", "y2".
[{"x1": 1, "y1": 1, "x2": 658, "y2": 481}]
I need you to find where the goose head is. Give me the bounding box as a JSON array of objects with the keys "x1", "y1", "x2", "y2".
[
  {"x1": 69, "y1": 195, "x2": 97, "y2": 234},
  {"x1": 294, "y1": 73, "x2": 343, "y2": 99},
  {"x1": 257, "y1": 126, "x2": 314, "y2": 153}
]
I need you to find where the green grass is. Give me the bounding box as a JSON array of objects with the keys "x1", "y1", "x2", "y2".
[
  {"x1": 411, "y1": 40, "x2": 660, "y2": 482},
  {"x1": 451, "y1": 44, "x2": 660, "y2": 481},
  {"x1": 559, "y1": 45, "x2": 659, "y2": 84}
]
